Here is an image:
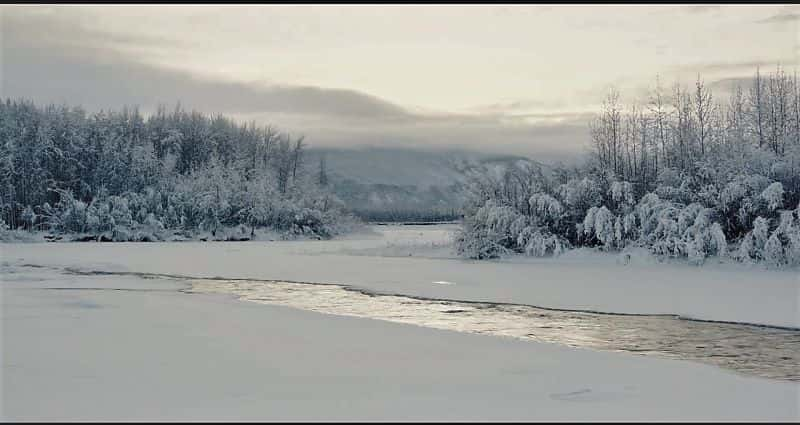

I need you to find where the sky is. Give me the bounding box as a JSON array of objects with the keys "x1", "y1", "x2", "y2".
[{"x1": 2, "y1": 4, "x2": 798, "y2": 162}]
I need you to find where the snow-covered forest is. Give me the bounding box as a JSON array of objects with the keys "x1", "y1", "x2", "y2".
[
  {"x1": 456, "y1": 66, "x2": 800, "y2": 268},
  {"x1": 0, "y1": 102, "x2": 355, "y2": 241}
]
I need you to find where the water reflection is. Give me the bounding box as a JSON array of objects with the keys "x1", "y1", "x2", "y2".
[{"x1": 190, "y1": 279, "x2": 800, "y2": 382}]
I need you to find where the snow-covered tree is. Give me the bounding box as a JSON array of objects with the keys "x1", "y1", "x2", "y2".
[
  {"x1": 0, "y1": 98, "x2": 352, "y2": 241},
  {"x1": 21, "y1": 205, "x2": 35, "y2": 231},
  {"x1": 761, "y1": 182, "x2": 784, "y2": 212}
]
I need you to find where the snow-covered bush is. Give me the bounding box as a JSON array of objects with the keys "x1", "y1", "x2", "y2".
[
  {"x1": 455, "y1": 218, "x2": 508, "y2": 260},
  {"x1": 44, "y1": 190, "x2": 89, "y2": 233},
  {"x1": 635, "y1": 193, "x2": 676, "y2": 249},
  {"x1": 21, "y1": 205, "x2": 36, "y2": 231},
  {"x1": 760, "y1": 182, "x2": 784, "y2": 212},
  {"x1": 763, "y1": 233, "x2": 784, "y2": 268},
  {"x1": 529, "y1": 193, "x2": 564, "y2": 226},
  {"x1": 719, "y1": 174, "x2": 772, "y2": 235},
  {"x1": 757, "y1": 204, "x2": 800, "y2": 267},
  {"x1": 582, "y1": 206, "x2": 616, "y2": 250},
  {"x1": 134, "y1": 213, "x2": 166, "y2": 242},
  {"x1": 559, "y1": 177, "x2": 603, "y2": 220},
  {"x1": 736, "y1": 217, "x2": 770, "y2": 263},
  {"x1": 648, "y1": 204, "x2": 683, "y2": 258},
  {"x1": 454, "y1": 200, "x2": 529, "y2": 259},
  {"x1": 684, "y1": 208, "x2": 727, "y2": 265},
  {"x1": 609, "y1": 181, "x2": 635, "y2": 209},
  {"x1": 517, "y1": 227, "x2": 568, "y2": 257}
]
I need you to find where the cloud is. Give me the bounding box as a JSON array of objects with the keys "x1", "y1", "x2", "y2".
[
  {"x1": 708, "y1": 76, "x2": 754, "y2": 93},
  {"x1": 2, "y1": 10, "x2": 413, "y2": 121},
  {"x1": 670, "y1": 60, "x2": 797, "y2": 80},
  {"x1": 756, "y1": 12, "x2": 800, "y2": 24},
  {"x1": 468, "y1": 98, "x2": 573, "y2": 115},
  {"x1": 0, "y1": 6, "x2": 593, "y2": 163},
  {"x1": 4, "y1": 48, "x2": 413, "y2": 121},
  {"x1": 2, "y1": 6, "x2": 193, "y2": 58},
  {"x1": 683, "y1": 5, "x2": 721, "y2": 14}
]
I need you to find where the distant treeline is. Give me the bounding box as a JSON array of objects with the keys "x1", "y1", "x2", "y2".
[{"x1": 354, "y1": 208, "x2": 462, "y2": 223}]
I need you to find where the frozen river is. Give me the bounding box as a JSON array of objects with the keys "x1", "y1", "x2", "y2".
[
  {"x1": 189, "y1": 277, "x2": 800, "y2": 382},
  {"x1": 27, "y1": 264, "x2": 800, "y2": 382}
]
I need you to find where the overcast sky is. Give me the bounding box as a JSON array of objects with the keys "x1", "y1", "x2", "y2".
[{"x1": 2, "y1": 5, "x2": 798, "y2": 162}]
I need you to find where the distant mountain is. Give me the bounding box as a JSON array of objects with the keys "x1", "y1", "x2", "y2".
[{"x1": 305, "y1": 147, "x2": 548, "y2": 221}]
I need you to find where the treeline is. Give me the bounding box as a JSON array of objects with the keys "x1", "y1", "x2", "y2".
[
  {"x1": 0, "y1": 100, "x2": 355, "y2": 241},
  {"x1": 591, "y1": 67, "x2": 800, "y2": 191},
  {"x1": 456, "y1": 66, "x2": 800, "y2": 268},
  {"x1": 354, "y1": 208, "x2": 462, "y2": 223}
]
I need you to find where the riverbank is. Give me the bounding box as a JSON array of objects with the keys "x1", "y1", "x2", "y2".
[{"x1": 2, "y1": 224, "x2": 797, "y2": 328}]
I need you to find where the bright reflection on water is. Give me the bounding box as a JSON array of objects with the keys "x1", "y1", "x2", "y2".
[{"x1": 190, "y1": 279, "x2": 800, "y2": 382}]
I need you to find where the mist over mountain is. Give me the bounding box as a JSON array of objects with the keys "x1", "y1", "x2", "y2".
[{"x1": 305, "y1": 147, "x2": 550, "y2": 221}]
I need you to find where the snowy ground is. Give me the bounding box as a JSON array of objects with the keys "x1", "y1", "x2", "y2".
[{"x1": 2, "y1": 224, "x2": 799, "y2": 420}]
